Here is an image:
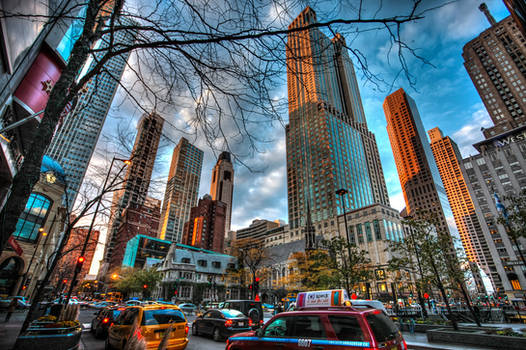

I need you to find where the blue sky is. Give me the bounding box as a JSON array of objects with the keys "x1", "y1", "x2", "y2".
[{"x1": 87, "y1": 0, "x2": 511, "y2": 234}]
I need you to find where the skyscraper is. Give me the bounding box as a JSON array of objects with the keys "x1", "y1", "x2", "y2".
[
  {"x1": 286, "y1": 7, "x2": 389, "y2": 238},
  {"x1": 46, "y1": 18, "x2": 137, "y2": 206},
  {"x1": 182, "y1": 194, "x2": 226, "y2": 253},
  {"x1": 158, "y1": 137, "x2": 203, "y2": 243},
  {"x1": 463, "y1": 3, "x2": 526, "y2": 138},
  {"x1": 428, "y1": 127, "x2": 493, "y2": 292},
  {"x1": 103, "y1": 112, "x2": 164, "y2": 266},
  {"x1": 210, "y1": 151, "x2": 234, "y2": 235},
  {"x1": 383, "y1": 88, "x2": 454, "y2": 238}
]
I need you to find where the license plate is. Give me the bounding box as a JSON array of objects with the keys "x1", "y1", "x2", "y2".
[
  {"x1": 236, "y1": 322, "x2": 243, "y2": 327},
  {"x1": 391, "y1": 347, "x2": 397, "y2": 350}
]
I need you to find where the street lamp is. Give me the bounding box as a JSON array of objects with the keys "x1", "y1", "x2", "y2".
[
  {"x1": 336, "y1": 188, "x2": 358, "y2": 295},
  {"x1": 65, "y1": 156, "x2": 130, "y2": 303}
]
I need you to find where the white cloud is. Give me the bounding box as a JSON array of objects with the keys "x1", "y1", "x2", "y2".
[{"x1": 452, "y1": 105, "x2": 492, "y2": 157}]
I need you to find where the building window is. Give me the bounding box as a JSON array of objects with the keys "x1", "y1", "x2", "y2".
[
  {"x1": 373, "y1": 220, "x2": 381, "y2": 240},
  {"x1": 13, "y1": 193, "x2": 52, "y2": 243},
  {"x1": 511, "y1": 279, "x2": 521, "y2": 290},
  {"x1": 198, "y1": 260, "x2": 207, "y2": 267},
  {"x1": 181, "y1": 258, "x2": 190, "y2": 264},
  {"x1": 212, "y1": 261, "x2": 221, "y2": 269},
  {"x1": 365, "y1": 222, "x2": 373, "y2": 242}
]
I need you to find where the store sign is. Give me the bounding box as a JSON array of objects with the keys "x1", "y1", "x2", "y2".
[{"x1": 296, "y1": 289, "x2": 349, "y2": 308}]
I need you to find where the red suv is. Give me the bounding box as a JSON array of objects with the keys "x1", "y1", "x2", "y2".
[{"x1": 225, "y1": 308, "x2": 407, "y2": 350}]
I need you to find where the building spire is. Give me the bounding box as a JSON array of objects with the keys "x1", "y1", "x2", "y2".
[
  {"x1": 304, "y1": 201, "x2": 316, "y2": 250},
  {"x1": 479, "y1": 3, "x2": 496, "y2": 26}
]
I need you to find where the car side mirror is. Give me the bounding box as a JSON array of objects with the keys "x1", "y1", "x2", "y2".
[{"x1": 256, "y1": 328, "x2": 264, "y2": 337}]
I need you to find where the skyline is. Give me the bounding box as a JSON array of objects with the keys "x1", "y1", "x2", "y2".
[{"x1": 82, "y1": 0, "x2": 511, "y2": 236}]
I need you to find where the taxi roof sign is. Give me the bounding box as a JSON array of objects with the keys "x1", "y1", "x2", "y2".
[{"x1": 296, "y1": 289, "x2": 350, "y2": 309}]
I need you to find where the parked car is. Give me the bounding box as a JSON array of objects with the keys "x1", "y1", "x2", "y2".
[
  {"x1": 106, "y1": 305, "x2": 189, "y2": 349},
  {"x1": 192, "y1": 309, "x2": 252, "y2": 341},
  {"x1": 0, "y1": 296, "x2": 29, "y2": 309},
  {"x1": 178, "y1": 303, "x2": 197, "y2": 314},
  {"x1": 222, "y1": 300, "x2": 264, "y2": 327},
  {"x1": 124, "y1": 300, "x2": 143, "y2": 306},
  {"x1": 91, "y1": 306, "x2": 125, "y2": 338}
]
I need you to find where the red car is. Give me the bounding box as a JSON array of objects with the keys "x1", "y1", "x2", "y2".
[{"x1": 225, "y1": 307, "x2": 407, "y2": 350}]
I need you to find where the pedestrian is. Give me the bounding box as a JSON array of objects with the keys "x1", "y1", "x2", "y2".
[
  {"x1": 409, "y1": 317, "x2": 415, "y2": 334},
  {"x1": 5, "y1": 297, "x2": 17, "y2": 322}
]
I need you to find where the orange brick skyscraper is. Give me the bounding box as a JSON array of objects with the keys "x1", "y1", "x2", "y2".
[
  {"x1": 383, "y1": 88, "x2": 454, "y2": 239},
  {"x1": 428, "y1": 127, "x2": 492, "y2": 292}
]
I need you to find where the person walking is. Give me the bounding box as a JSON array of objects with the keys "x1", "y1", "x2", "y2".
[{"x1": 5, "y1": 298, "x2": 17, "y2": 322}]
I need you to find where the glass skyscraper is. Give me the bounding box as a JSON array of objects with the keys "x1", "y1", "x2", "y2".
[
  {"x1": 46, "y1": 18, "x2": 137, "y2": 207},
  {"x1": 286, "y1": 7, "x2": 389, "y2": 236}
]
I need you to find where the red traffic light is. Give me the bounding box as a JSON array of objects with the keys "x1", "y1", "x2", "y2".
[
  {"x1": 249, "y1": 284, "x2": 252, "y2": 289},
  {"x1": 423, "y1": 293, "x2": 430, "y2": 299},
  {"x1": 63, "y1": 279, "x2": 68, "y2": 284},
  {"x1": 174, "y1": 290, "x2": 178, "y2": 295},
  {"x1": 255, "y1": 277, "x2": 260, "y2": 282},
  {"x1": 77, "y1": 256, "x2": 85, "y2": 263},
  {"x1": 143, "y1": 284, "x2": 148, "y2": 289}
]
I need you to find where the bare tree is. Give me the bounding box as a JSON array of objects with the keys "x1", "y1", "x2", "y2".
[{"x1": 1, "y1": 0, "x2": 437, "y2": 254}]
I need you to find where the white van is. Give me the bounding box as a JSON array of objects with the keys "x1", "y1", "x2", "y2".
[{"x1": 350, "y1": 299, "x2": 388, "y2": 315}]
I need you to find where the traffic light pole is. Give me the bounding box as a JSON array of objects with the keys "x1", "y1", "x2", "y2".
[{"x1": 64, "y1": 157, "x2": 128, "y2": 304}]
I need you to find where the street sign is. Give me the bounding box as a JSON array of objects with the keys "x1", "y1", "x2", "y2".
[
  {"x1": 8, "y1": 236, "x2": 23, "y2": 256},
  {"x1": 506, "y1": 260, "x2": 524, "y2": 266}
]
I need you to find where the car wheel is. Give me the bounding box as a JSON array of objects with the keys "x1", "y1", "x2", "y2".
[
  {"x1": 212, "y1": 327, "x2": 222, "y2": 342},
  {"x1": 95, "y1": 326, "x2": 104, "y2": 339},
  {"x1": 192, "y1": 323, "x2": 199, "y2": 336}
]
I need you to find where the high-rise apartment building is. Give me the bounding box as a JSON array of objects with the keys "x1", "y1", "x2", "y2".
[
  {"x1": 210, "y1": 151, "x2": 234, "y2": 235},
  {"x1": 462, "y1": 3, "x2": 526, "y2": 138},
  {"x1": 461, "y1": 126, "x2": 526, "y2": 297},
  {"x1": 236, "y1": 219, "x2": 280, "y2": 241},
  {"x1": 103, "y1": 112, "x2": 163, "y2": 266},
  {"x1": 384, "y1": 89, "x2": 455, "y2": 239},
  {"x1": 428, "y1": 127, "x2": 493, "y2": 292},
  {"x1": 286, "y1": 7, "x2": 389, "y2": 239},
  {"x1": 181, "y1": 195, "x2": 226, "y2": 253},
  {"x1": 503, "y1": 0, "x2": 526, "y2": 37},
  {"x1": 46, "y1": 18, "x2": 138, "y2": 206},
  {"x1": 158, "y1": 137, "x2": 203, "y2": 243}
]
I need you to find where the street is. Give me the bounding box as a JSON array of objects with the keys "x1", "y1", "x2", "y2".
[{"x1": 79, "y1": 308, "x2": 228, "y2": 350}]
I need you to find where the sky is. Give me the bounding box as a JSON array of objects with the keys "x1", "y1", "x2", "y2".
[{"x1": 83, "y1": 0, "x2": 511, "y2": 274}]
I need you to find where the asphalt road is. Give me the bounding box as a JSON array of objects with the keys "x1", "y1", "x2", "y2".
[{"x1": 79, "y1": 308, "x2": 230, "y2": 350}]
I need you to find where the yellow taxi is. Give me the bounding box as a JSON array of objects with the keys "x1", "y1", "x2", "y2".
[{"x1": 105, "y1": 304, "x2": 189, "y2": 349}]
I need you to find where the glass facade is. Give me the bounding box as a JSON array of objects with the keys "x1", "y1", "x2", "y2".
[{"x1": 13, "y1": 193, "x2": 51, "y2": 242}]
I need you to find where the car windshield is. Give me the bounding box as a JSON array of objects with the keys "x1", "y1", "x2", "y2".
[
  {"x1": 142, "y1": 309, "x2": 186, "y2": 325},
  {"x1": 366, "y1": 312, "x2": 399, "y2": 343},
  {"x1": 222, "y1": 310, "x2": 245, "y2": 318}
]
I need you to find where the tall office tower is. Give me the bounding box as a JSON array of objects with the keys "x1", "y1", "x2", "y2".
[
  {"x1": 462, "y1": 3, "x2": 526, "y2": 139},
  {"x1": 103, "y1": 112, "x2": 164, "y2": 266},
  {"x1": 286, "y1": 7, "x2": 389, "y2": 238},
  {"x1": 158, "y1": 137, "x2": 203, "y2": 243},
  {"x1": 383, "y1": 89, "x2": 455, "y2": 239},
  {"x1": 428, "y1": 127, "x2": 493, "y2": 292},
  {"x1": 210, "y1": 151, "x2": 234, "y2": 235},
  {"x1": 46, "y1": 18, "x2": 137, "y2": 206},
  {"x1": 462, "y1": 127, "x2": 526, "y2": 297},
  {"x1": 181, "y1": 195, "x2": 226, "y2": 253}
]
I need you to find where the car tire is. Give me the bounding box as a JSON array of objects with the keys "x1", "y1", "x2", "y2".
[
  {"x1": 212, "y1": 327, "x2": 222, "y2": 342},
  {"x1": 192, "y1": 323, "x2": 199, "y2": 336},
  {"x1": 95, "y1": 326, "x2": 104, "y2": 339}
]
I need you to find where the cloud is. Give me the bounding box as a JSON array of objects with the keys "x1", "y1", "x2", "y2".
[{"x1": 452, "y1": 105, "x2": 492, "y2": 157}]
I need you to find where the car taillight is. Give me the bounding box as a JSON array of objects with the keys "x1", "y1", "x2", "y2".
[
  {"x1": 225, "y1": 319, "x2": 233, "y2": 327},
  {"x1": 248, "y1": 319, "x2": 253, "y2": 326},
  {"x1": 259, "y1": 320, "x2": 263, "y2": 324},
  {"x1": 110, "y1": 323, "x2": 114, "y2": 327},
  {"x1": 185, "y1": 324, "x2": 189, "y2": 335},
  {"x1": 102, "y1": 318, "x2": 109, "y2": 323}
]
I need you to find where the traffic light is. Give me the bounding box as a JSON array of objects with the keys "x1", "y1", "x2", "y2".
[
  {"x1": 62, "y1": 279, "x2": 68, "y2": 284},
  {"x1": 254, "y1": 277, "x2": 260, "y2": 294},
  {"x1": 249, "y1": 284, "x2": 253, "y2": 290},
  {"x1": 143, "y1": 284, "x2": 148, "y2": 289},
  {"x1": 75, "y1": 256, "x2": 85, "y2": 273},
  {"x1": 174, "y1": 290, "x2": 178, "y2": 296}
]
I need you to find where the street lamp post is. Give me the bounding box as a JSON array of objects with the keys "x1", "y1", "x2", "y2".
[
  {"x1": 336, "y1": 188, "x2": 356, "y2": 295},
  {"x1": 64, "y1": 157, "x2": 130, "y2": 304}
]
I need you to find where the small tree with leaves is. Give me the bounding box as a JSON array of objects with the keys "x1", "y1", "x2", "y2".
[
  {"x1": 497, "y1": 189, "x2": 526, "y2": 268},
  {"x1": 322, "y1": 236, "x2": 372, "y2": 296},
  {"x1": 281, "y1": 250, "x2": 335, "y2": 291},
  {"x1": 230, "y1": 238, "x2": 267, "y2": 299}
]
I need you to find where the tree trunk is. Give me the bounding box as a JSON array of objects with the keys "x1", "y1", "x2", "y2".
[
  {"x1": 459, "y1": 282, "x2": 481, "y2": 327},
  {"x1": 0, "y1": 0, "x2": 99, "y2": 253},
  {"x1": 429, "y1": 257, "x2": 458, "y2": 330}
]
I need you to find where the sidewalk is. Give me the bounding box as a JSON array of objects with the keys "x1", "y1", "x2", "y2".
[
  {"x1": 0, "y1": 311, "x2": 26, "y2": 350},
  {"x1": 403, "y1": 331, "x2": 496, "y2": 349}
]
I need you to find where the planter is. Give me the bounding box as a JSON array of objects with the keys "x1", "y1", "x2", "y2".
[
  {"x1": 427, "y1": 327, "x2": 526, "y2": 350},
  {"x1": 16, "y1": 321, "x2": 82, "y2": 350}
]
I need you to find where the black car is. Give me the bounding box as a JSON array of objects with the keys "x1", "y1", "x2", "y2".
[
  {"x1": 222, "y1": 300, "x2": 264, "y2": 327},
  {"x1": 91, "y1": 306, "x2": 124, "y2": 338},
  {"x1": 192, "y1": 309, "x2": 251, "y2": 341}
]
